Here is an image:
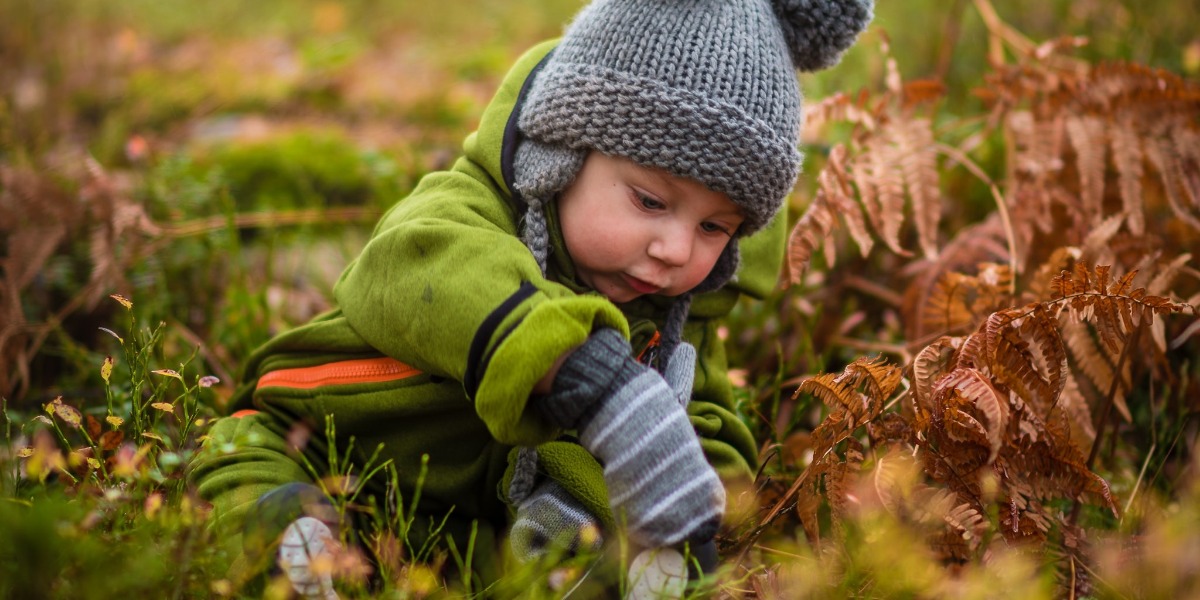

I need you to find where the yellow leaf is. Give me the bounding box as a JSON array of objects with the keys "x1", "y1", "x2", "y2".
[
  {"x1": 106, "y1": 415, "x2": 124, "y2": 428},
  {"x1": 101, "y1": 356, "x2": 114, "y2": 383},
  {"x1": 17, "y1": 447, "x2": 34, "y2": 458},
  {"x1": 110, "y1": 293, "x2": 133, "y2": 309},
  {"x1": 52, "y1": 400, "x2": 83, "y2": 428},
  {"x1": 151, "y1": 403, "x2": 174, "y2": 413},
  {"x1": 141, "y1": 432, "x2": 163, "y2": 442},
  {"x1": 152, "y1": 369, "x2": 183, "y2": 381},
  {"x1": 87, "y1": 457, "x2": 101, "y2": 470}
]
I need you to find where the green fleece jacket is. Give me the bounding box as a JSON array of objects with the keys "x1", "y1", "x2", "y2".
[{"x1": 189, "y1": 39, "x2": 783, "y2": 582}]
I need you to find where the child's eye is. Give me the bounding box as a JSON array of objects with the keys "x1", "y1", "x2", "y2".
[
  {"x1": 701, "y1": 221, "x2": 733, "y2": 236},
  {"x1": 637, "y1": 193, "x2": 666, "y2": 211}
]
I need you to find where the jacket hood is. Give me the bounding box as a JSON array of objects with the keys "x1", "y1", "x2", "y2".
[{"x1": 461, "y1": 39, "x2": 559, "y2": 215}]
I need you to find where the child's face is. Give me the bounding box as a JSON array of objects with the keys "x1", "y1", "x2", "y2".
[{"x1": 557, "y1": 152, "x2": 744, "y2": 303}]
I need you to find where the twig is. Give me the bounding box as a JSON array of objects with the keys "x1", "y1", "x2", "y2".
[
  {"x1": 988, "y1": 185, "x2": 1020, "y2": 283},
  {"x1": 830, "y1": 336, "x2": 908, "y2": 358},
  {"x1": 157, "y1": 207, "x2": 382, "y2": 238},
  {"x1": 1121, "y1": 442, "x2": 1155, "y2": 523},
  {"x1": 843, "y1": 274, "x2": 905, "y2": 307}
]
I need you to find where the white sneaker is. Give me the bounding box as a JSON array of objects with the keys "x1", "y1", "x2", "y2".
[
  {"x1": 625, "y1": 547, "x2": 687, "y2": 600},
  {"x1": 278, "y1": 516, "x2": 340, "y2": 600}
]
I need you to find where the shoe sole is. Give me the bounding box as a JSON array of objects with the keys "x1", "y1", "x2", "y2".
[{"x1": 279, "y1": 516, "x2": 340, "y2": 600}]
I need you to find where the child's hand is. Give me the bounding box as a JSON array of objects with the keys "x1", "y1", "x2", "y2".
[
  {"x1": 534, "y1": 329, "x2": 724, "y2": 549},
  {"x1": 510, "y1": 479, "x2": 604, "y2": 563},
  {"x1": 662, "y1": 341, "x2": 696, "y2": 408}
]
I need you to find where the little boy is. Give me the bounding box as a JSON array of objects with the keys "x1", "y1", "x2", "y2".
[{"x1": 190, "y1": 0, "x2": 872, "y2": 596}]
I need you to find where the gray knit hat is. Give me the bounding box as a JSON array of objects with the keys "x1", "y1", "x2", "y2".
[{"x1": 512, "y1": 0, "x2": 873, "y2": 359}]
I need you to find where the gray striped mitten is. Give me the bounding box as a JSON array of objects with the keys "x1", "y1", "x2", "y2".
[
  {"x1": 510, "y1": 479, "x2": 604, "y2": 563},
  {"x1": 534, "y1": 329, "x2": 724, "y2": 549}
]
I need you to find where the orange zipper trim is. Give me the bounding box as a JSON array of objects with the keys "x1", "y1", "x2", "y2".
[
  {"x1": 257, "y1": 357, "x2": 422, "y2": 390},
  {"x1": 637, "y1": 330, "x2": 662, "y2": 363}
]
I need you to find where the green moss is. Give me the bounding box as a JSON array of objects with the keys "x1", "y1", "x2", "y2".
[{"x1": 191, "y1": 129, "x2": 410, "y2": 212}]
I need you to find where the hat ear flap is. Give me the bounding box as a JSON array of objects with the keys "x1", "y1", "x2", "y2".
[
  {"x1": 691, "y1": 241, "x2": 741, "y2": 296},
  {"x1": 513, "y1": 139, "x2": 587, "y2": 274},
  {"x1": 771, "y1": 0, "x2": 874, "y2": 72}
]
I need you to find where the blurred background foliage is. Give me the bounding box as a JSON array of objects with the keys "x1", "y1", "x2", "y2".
[
  {"x1": 2, "y1": 0, "x2": 1195, "y2": 407},
  {"x1": 1, "y1": 0, "x2": 1198, "y2": 598}
]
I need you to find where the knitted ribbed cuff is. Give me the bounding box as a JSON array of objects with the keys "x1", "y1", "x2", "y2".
[{"x1": 533, "y1": 328, "x2": 641, "y2": 430}]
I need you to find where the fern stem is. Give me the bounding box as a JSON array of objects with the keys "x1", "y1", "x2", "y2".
[{"x1": 988, "y1": 185, "x2": 1019, "y2": 283}]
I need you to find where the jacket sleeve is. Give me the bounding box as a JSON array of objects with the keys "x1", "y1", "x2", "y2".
[{"x1": 333, "y1": 165, "x2": 629, "y2": 448}]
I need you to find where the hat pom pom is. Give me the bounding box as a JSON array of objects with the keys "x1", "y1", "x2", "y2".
[{"x1": 771, "y1": 0, "x2": 874, "y2": 72}]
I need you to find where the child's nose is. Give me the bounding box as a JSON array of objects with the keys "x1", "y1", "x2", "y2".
[{"x1": 647, "y1": 225, "x2": 693, "y2": 267}]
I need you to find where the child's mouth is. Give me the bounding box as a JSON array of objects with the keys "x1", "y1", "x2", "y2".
[{"x1": 622, "y1": 274, "x2": 661, "y2": 295}]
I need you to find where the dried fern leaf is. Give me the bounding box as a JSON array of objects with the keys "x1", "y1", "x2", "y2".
[
  {"x1": 1146, "y1": 253, "x2": 1192, "y2": 296},
  {"x1": 826, "y1": 148, "x2": 876, "y2": 259},
  {"x1": 912, "y1": 336, "x2": 959, "y2": 412},
  {"x1": 934, "y1": 367, "x2": 1009, "y2": 463},
  {"x1": 1110, "y1": 115, "x2": 1146, "y2": 235},
  {"x1": 1061, "y1": 320, "x2": 1127, "y2": 420},
  {"x1": 786, "y1": 188, "x2": 838, "y2": 285},
  {"x1": 1018, "y1": 304, "x2": 1069, "y2": 412},
  {"x1": 923, "y1": 272, "x2": 977, "y2": 337},
  {"x1": 845, "y1": 355, "x2": 904, "y2": 400},
  {"x1": 1145, "y1": 134, "x2": 1200, "y2": 231},
  {"x1": 825, "y1": 439, "x2": 865, "y2": 523},
  {"x1": 981, "y1": 309, "x2": 1056, "y2": 407},
  {"x1": 795, "y1": 370, "x2": 861, "y2": 413},
  {"x1": 864, "y1": 130, "x2": 909, "y2": 255},
  {"x1": 1172, "y1": 124, "x2": 1200, "y2": 210},
  {"x1": 1079, "y1": 214, "x2": 1124, "y2": 266},
  {"x1": 896, "y1": 117, "x2": 941, "y2": 258},
  {"x1": 1036, "y1": 247, "x2": 1081, "y2": 301},
  {"x1": 1065, "y1": 114, "x2": 1107, "y2": 223},
  {"x1": 1057, "y1": 370, "x2": 1096, "y2": 452}
]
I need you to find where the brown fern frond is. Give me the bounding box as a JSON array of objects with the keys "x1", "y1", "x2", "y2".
[
  {"x1": 1008, "y1": 110, "x2": 1065, "y2": 179},
  {"x1": 827, "y1": 148, "x2": 876, "y2": 259},
  {"x1": 980, "y1": 308, "x2": 1056, "y2": 407},
  {"x1": 1057, "y1": 370, "x2": 1096, "y2": 452},
  {"x1": 934, "y1": 367, "x2": 1010, "y2": 462},
  {"x1": 1061, "y1": 319, "x2": 1129, "y2": 421},
  {"x1": 895, "y1": 117, "x2": 941, "y2": 258},
  {"x1": 1146, "y1": 253, "x2": 1192, "y2": 297},
  {"x1": 1065, "y1": 114, "x2": 1107, "y2": 224},
  {"x1": 1008, "y1": 407, "x2": 1119, "y2": 518},
  {"x1": 902, "y1": 217, "x2": 1011, "y2": 344},
  {"x1": 786, "y1": 188, "x2": 838, "y2": 285},
  {"x1": 922, "y1": 272, "x2": 977, "y2": 338},
  {"x1": 1145, "y1": 134, "x2": 1200, "y2": 231},
  {"x1": 858, "y1": 129, "x2": 909, "y2": 255},
  {"x1": 1172, "y1": 124, "x2": 1200, "y2": 210},
  {"x1": 844, "y1": 355, "x2": 904, "y2": 400},
  {"x1": 912, "y1": 336, "x2": 959, "y2": 413},
  {"x1": 1016, "y1": 303, "x2": 1069, "y2": 413},
  {"x1": 786, "y1": 146, "x2": 872, "y2": 284},
  {"x1": 795, "y1": 371, "x2": 862, "y2": 414},
  {"x1": 825, "y1": 438, "x2": 865, "y2": 524},
  {"x1": 1033, "y1": 246, "x2": 1081, "y2": 301},
  {"x1": 1078, "y1": 214, "x2": 1125, "y2": 268},
  {"x1": 1110, "y1": 115, "x2": 1146, "y2": 235}
]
